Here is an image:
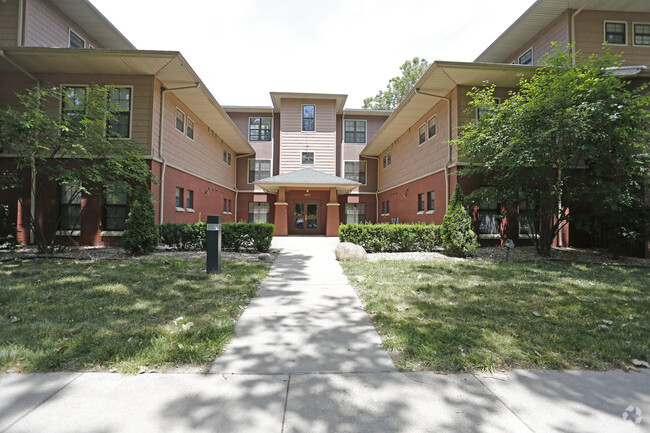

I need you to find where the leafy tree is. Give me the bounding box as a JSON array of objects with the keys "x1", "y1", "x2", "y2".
[
  {"x1": 122, "y1": 184, "x2": 159, "y2": 255},
  {"x1": 363, "y1": 57, "x2": 429, "y2": 110},
  {"x1": 0, "y1": 85, "x2": 153, "y2": 253},
  {"x1": 455, "y1": 44, "x2": 650, "y2": 256},
  {"x1": 441, "y1": 184, "x2": 478, "y2": 257}
]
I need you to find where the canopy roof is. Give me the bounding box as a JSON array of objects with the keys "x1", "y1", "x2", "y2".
[{"x1": 255, "y1": 168, "x2": 360, "y2": 195}]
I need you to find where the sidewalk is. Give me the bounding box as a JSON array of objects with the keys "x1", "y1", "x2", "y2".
[{"x1": 1, "y1": 236, "x2": 648, "y2": 432}]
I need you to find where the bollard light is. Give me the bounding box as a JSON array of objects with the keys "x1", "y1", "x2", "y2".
[{"x1": 206, "y1": 215, "x2": 222, "y2": 274}]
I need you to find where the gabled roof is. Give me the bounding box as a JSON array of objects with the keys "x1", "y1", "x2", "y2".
[
  {"x1": 51, "y1": 0, "x2": 135, "y2": 50},
  {"x1": 0, "y1": 47, "x2": 253, "y2": 154},
  {"x1": 362, "y1": 61, "x2": 537, "y2": 157},
  {"x1": 475, "y1": 0, "x2": 650, "y2": 63},
  {"x1": 255, "y1": 168, "x2": 360, "y2": 195},
  {"x1": 270, "y1": 92, "x2": 348, "y2": 114}
]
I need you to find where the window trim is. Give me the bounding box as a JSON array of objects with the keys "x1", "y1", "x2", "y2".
[
  {"x1": 107, "y1": 85, "x2": 133, "y2": 140},
  {"x1": 103, "y1": 182, "x2": 127, "y2": 232},
  {"x1": 59, "y1": 182, "x2": 82, "y2": 231},
  {"x1": 301, "y1": 151, "x2": 315, "y2": 165},
  {"x1": 302, "y1": 104, "x2": 316, "y2": 132},
  {"x1": 186, "y1": 117, "x2": 195, "y2": 140},
  {"x1": 427, "y1": 115, "x2": 437, "y2": 140},
  {"x1": 518, "y1": 47, "x2": 533, "y2": 65},
  {"x1": 247, "y1": 158, "x2": 271, "y2": 184},
  {"x1": 426, "y1": 190, "x2": 435, "y2": 213},
  {"x1": 345, "y1": 203, "x2": 366, "y2": 224},
  {"x1": 248, "y1": 201, "x2": 270, "y2": 223},
  {"x1": 383, "y1": 151, "x2": 392, "y2": 168},
  {"x1": 248, "y1": 116, "x2": 273, "y2": 142},
  {"x1": 417, "y1": 192, "x2": 425, "y2": 213},
  {"x1": 604, "y1": 20, "x2": 628, "y2": 46},
  {"x1": 418, "y1": 123, "x2": 426, "y2": 146},
  {"x1": 175, "y1": 107, "x2": 185, "y2": 134},
  {"x1": 59, "y1": 84, "x2": 88, "y2": 136},
  {"x1": 68, "y1": 29, "x2": 85, "y2": 48},
  {"x1": 344, "y1": 160, "x2": 367, "y2": 186},
  {"x1": 632, "y1": 22, "x2": 650, "y2": 47},
  {"x1": 175, "y1": 187, "x2": 184, "y2": 211},
  {"x1": 186, "y1": 189, "x2": 194, "y2": 211},
  {"x1": 343, "y1": 119, "x2": 367, "y2": 144},
  {"x1": 223, "y1": 149, "x2": 232, "y2": 166}
]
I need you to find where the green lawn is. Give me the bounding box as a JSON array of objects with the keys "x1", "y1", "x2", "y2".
[
  {"x1": 0, "y1": 257, "x2": 270, "y2": 373},
  {"x1": 341, "y1": 259, "x2": 649, "y2": 372}
]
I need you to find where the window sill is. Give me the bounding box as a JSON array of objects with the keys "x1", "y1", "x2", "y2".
[
  {"x1": 101, "y1": 231, "x2": 124, "y2": 237},
  {"x1": 518, "y1": 233, "x2": 539, "y2": 239},
  {"x1": 426, "y1": 210, "x2": 435, "y2": 214},
  {"x1": 187, "y1": 208, "x2": 195, "y2": 213},
  {"x1": 479, "y1": 234, "x2": 501, "y2": 240},
  {"x1": 176, "y1": 207, "x2": 185, "y2": 212},
  {"x1": 56, "y1": 230, "x2": 81, "y2": 237},
  {"x1": 417, "y1": 211, "x2": 424, "y2": 215}
]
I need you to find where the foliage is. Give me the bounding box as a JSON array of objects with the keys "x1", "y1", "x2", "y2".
[
  {"x1": 0, "y1": 85, "x2": 152, "y2": 253},
  {"x1": 440, "y1": 184, "x2": 479, "y2": 257},
  {"x1": 0, "y1": 204, "x2": 17, "y2": 249},
  {"x1": 454, "y1": 44, "x2": 650, "y2": 256},
  {"x1": 339, "y1": 222, "x2": 440, "y2": 252},
  {"x1": 342, "y1": 259, "x2": 649, "y2": 372},
  {"x1": 0, "y1": 257, "x2": 270, "y2": 373},
  {"x1": 122, "y1": 184, "x2": 159, "y2": 255},
  {"x1": 362, "y1": 57, "x2": 430, "y2": 110},
  {"x1": 159, "y1": 222, "x2": 275, "y2": 252}
]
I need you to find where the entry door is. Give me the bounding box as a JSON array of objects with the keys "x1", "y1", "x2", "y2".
[{"x1": 292, "y1": 201, "x2": 320, "y2": 234}]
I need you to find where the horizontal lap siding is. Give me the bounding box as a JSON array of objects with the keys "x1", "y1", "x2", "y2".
[
  {"x1": 504, "y1": 11, "x2": 570, "y2": 64},
  {"x1": 161, "y1": 92, "x2": 235, "y2": 190},
  {"x1": 24, "y1": 0, "x2": 102, "y2": 48},
  {"x1": 0, "y1": 1, "x2": 18, "y2": 46},
  {"x1": 280, "y1": 99, "x2": 336, "y2": 175}
]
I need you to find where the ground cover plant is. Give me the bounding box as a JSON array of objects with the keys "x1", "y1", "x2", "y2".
[
  {"x1": 0, "y1": 257, "x2": 270, "y2": 373},
  {"x1": 341, "y1": 259, "x2": 649, "y2": 372}
]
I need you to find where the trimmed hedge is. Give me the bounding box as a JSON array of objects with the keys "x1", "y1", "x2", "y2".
[
  {"x1": 158, "y1": 221, "x2": 274, "y2": 252},
  {"x1": 339, "y1": 223, "x2": 441, "y2": 253}
]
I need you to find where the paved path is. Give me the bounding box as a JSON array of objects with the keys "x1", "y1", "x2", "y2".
[{"x1": 1, "y1": 237, "x2": 648, "y2": 432}]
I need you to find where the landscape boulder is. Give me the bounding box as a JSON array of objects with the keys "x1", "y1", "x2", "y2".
[{"x1": 335, "y1": 242, "x2": 367, "y2": 261}]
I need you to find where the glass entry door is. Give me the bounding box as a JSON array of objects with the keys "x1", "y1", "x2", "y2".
[{"x1": 292, "y1": 201, "x2": 319, "y2": 233}]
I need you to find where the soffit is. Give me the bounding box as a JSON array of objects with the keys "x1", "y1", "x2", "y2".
[
  {"x1": 475, "y1": 0, "x2": 650, "y2": 63},
  {"x1": 0, "y1": 47, "x2": 253, "y2": 154},
  {"x1": 362, "y1": 61, "x2": 537, "y2": 156},
  {"x1": 270, "y1": 92, "x2": 348, "y2": 113},
  {"x1": 51, "y1": 0, "x2": 135, "y2": 49}
]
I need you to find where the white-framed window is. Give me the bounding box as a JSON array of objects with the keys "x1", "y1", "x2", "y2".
[
  {"x1": 302, "y1": 104, "x2": 315, "y2": 132},
  {"x1": 344, "y1": 120, "x2": 366, "y2": 143},
  {"x1": 302, "y1": 151, "x2": 314, "y2": 165},
  {"x1": 633, "y1": 23, "x2": 650, "y2": 47},
  {"x1": 518, "y1": 48, "x2": 533, "y2": 65},
  {"x1": 60, "y1": 85, "x2": 86, "y2": 135},
  {"x1": 479, "y1": 201, "x2": 500, "y2": 235},
  {"x1": 248, "y1": 202, "x2": 270, "y2": 223},
  {"x1": 345, "y1": 203, "x2": 366, "y2": 224},
  {"x1": 175, "y1": 108, "x2": 185, "y2": 133},
  {"x1": 477, "y1": 97, "x2": 501, "y2": 120},
  {"x1": 68, "y1": 29, "x2": 85, "y2": 48},
  {"x1": 418, "y1": 123, "x2": 426, "y2": 145},
  {"x1": 605, "y1": 21, "x2": 627, "y2": 45},
  {"x1": 223, "y1": 149, "x2": 232, "y2": 166},
  {"x1": 107, "y1": 87, "x2": 132, "y2": 139},
  {"x1": 248, "y1": 159, "x2": 271, "y2": 183},
  {"x1": 417, "y1": 193, "x2": 425, "y2": 212},
  {"x1": 382, "y1": 151, "x2": 392, "y2": 168},
  {"x1": 186, "y1": 189, "x2": 194, "y2": 211},
  {"x1": 104, "y1": 182, "x2": 127, "y2": 231},
  {"x1": 427, "y1": 115, "x2": 437, "y2": 139},
  {"x1": 249, "y1": 117, "x2": 272, "y2": 141},
  {"x1": 175, "y1": 187, "x2": 184, "y2": 210},
  {"x1": 59, "y1": 183, "x2": 82, "y2": 230},
  {"x1": 223, "y1": 198, "x2": 232, "y2": 214},
  {"x1": 344, "y1": 160, "x2": 366, "y2": 184},
  {"x1": 186, "y1": 118, "x2": 195, "y2": 140},
  {"x1": 427, "y1": 191, "x2": 435, "y2": 213}
]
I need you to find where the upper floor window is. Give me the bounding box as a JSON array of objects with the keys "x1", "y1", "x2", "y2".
[
  {"x1": 344, "y1": 160, "x2": 366, "y2": 184},
  {"x1": 477, "y1": 97, "x2": 500, "y2": 120},
  {"x1": 302, "y1": 151, "x2": 314, "y2": 165},
  {"x1": 107, "y1": 87, "x2": 131, "y2": 139},
  {"x1": 104, "y1": 182, "x2": 127, "y2": 231},
  {"x1": 249, "y1": 117, "x2": 272, "y2": 141},
  {"x1": 518, "y1": 48, "x2": 533, "y2": 65},
  {"x1": 418, "y1": 124, "x2": 426, "y2": 145},
  {"x1": 344, "y1": 120, "x2": 366, "y2": 143},
  {"x1": 605, "y1": 22, "x2": 626, "y2": 45},
  {"x1": 186, "y1": 118, "x2": 195, "y2": 140},
  {"x1": 382, "y1": 151, "x2": 392, "y2": 168},
  {"x1": 69, "y1": 30, "x2": 85, "y2": 48},
  {"x1": 61, "y1": 86, "x2": 86, "y2": 134},
  {"x1": 302, "y1": 105, "x2": 315, "y2": 131},
  {"x1": 223, "y1": 149, "x2": 232, "y2": 166},
  {"x1": 634, "y1": 23, "x2": 650, "y2": 46},
  {"x1": 428, "y1": 115, "x2": 437, "y2": 139},
  {"x1": 248, "y1": 159, "x2": 271, "y2": 183},
  {"x1": 175, "y1": 108, "x2": 185, "y2": 133}
]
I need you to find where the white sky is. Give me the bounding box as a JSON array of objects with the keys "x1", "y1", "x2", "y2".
[{"x1": 90, "y1": 0, "x2": 536, "y2": 108}]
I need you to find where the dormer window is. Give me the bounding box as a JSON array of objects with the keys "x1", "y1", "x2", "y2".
[
  {"x1": 69, "y1": 30, "x2": 85, "y2": 48},
  {"x1": 518, "y1": 48, "x2": 533, "y2": 65}
]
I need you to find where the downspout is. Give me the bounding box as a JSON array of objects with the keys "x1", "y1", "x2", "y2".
[
  {"x1": 157, "y1": 82, "x2": 200, "y2": 224},
  {"x1": 415, "y1": 88, "x2": 452, "y2": 211},
  {"x1": 17, "y1": 0, "x2": 24, "y2": 46},
  {"x1": 571, "y1": 5, "x2": 586, "y2": 67}
]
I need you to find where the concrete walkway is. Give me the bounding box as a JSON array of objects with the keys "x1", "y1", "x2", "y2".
[{"x1": 1, "y1": 237, "x2": 649, "y2": 432}]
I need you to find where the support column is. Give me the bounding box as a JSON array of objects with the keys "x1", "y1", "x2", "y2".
[
  {"x1": 326, "y1": 187, "x2": 339, "y2": 237},
  {"x1": 274, "y1": 187, "x2": 288, "y2": 236}
]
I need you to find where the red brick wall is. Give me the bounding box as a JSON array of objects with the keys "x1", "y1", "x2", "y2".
[
  {"x1": 377, "y1": 171, "x2": 447, "y2": 225},
  {"x1": 236, "y1": 192, "x2": 276, "y2": 224},
  {"x1": 337, "y1": 194, "x2": 377, "y2": 224}
]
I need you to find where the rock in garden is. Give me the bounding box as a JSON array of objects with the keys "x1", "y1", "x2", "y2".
[
  {"x1": 258, "y1": 253, "x2": 273, "y2": 262},
  {"x1": 335, "y1": 242, "x2": 367, "y2": 261}
]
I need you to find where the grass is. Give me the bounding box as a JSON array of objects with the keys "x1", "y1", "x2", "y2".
[
  {"x1": 0, "y1": 257, "x2": 270, "y2": 373},
  {"x1": 341, "y1": 259, "x2": 649, "y2": 372}
]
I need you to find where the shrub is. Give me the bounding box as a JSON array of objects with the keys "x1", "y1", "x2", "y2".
[
  {"x1": 339, "y1": 222, "x2": 440, "y2": 252},
  {"x1": 441, "y1": 184, "x2": 478, "y2": 257},
  {"x1": 159, "y1": 221, "x2": 274, "y2": 252},
  {"x1": 0, "y1": 204, "x2": 17, "y2": 249},
  {"x1": 122, "y1": 184, "x2": 160, "y2": 255}
]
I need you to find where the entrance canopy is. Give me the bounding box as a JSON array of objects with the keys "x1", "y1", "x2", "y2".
[{"x1": 254, "y1": 168, "x2": 360, "y2": 195}]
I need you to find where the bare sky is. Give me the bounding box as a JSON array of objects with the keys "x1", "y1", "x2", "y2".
[{"x1": 90, "y1": 0, "x2": 536, "y2": 108}]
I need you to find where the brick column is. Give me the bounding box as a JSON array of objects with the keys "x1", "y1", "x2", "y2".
[
  {"x1": 274, "y1": 203, "x2": 288, "y2": 236},
  {"x1": 326, "y1": 203, "x2": 340, "y2": 237}
]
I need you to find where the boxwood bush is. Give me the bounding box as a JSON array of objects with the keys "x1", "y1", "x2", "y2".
[
  {"x1": 339, "y1": 222, "x2": 441, "y2": 252},
  {"x1": 159, "y1": 221, "x2": 274, "y2": 252}
]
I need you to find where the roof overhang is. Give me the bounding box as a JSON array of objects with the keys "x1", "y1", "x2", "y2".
[
  {"x1": 343, "y1": 108, "x2": 393, "y2": 116},
  {"x1": 254, "y1": 168, "x2": 360, "y2": 195},
  {"x1": 475, "y1": 0, "x2": 650, "y2": 63},
  {"x1": 0, "y1": 47, "x2": 253, "y2": 154},
  {"x1": 362, "y1": 61, "x2": 538, "y2": 157},
  {"x1": 51, "y1": 0, "x2": 135, "y2": 49},
  {"x1": 270, "y1": 92, "x2": 348, "y2": 114}
]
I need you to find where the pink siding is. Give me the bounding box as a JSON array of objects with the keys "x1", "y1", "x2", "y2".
[
  {"x1": 0, "y1": 0, "x2": 19, "y2": 46},
  {"x1": 23, "y1": 0, "x2": 101, "y2": 48}
]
